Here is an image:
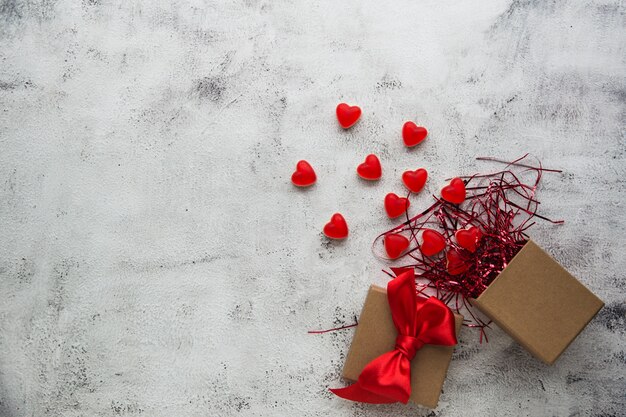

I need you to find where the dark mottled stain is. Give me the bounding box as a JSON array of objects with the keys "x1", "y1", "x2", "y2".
[
  {"x1": 0, "y1": 0, "x2": 22, "y2": 22},
  {"x1": 0, "y1": 400, "x2": 12, "y2": 417},
  {"x1": 60, "y1": 344, "x2": 90, "y2": 392},
  {"x1": 61, "y1": 41, "x2": 79, "y2": 82},
  {"x1": 376, "y1": 75, "x2": 402, "y2": 91},
  {"x1": 175, "y1": 303, "x2": 194, "y2": 319},
  {"x1": 0, "y1": 257, "x2": 35, "y2": 284},
  {"x1": 85, "y1": 47, "x2": 107, "y2": 62},
  {"x1": 493, "y1": 0, "x2": 559, "y2": 31},
  {"x1": 111, "y1": 400, "x2": 144, "y2": 415},
  {"x1": 501, "y1": 341, "x2": 537, "y2": 365},
  {"x1": 595, "y1": 302, "x2": 625, "y2": 332},
  {"x1": 531, "y1": 72, "x2": 600, "y2": 124},
  {"x1": 1, "y1": 0, "x2": 56, "y2": 24},
  {"x1": 538, "y1": 379, "x2": 545, "y2": 391},
  {"x1": 0, "y1": 81, "x2": 17, "y2": 90},
  {"x1": 608, "y1": 87, "x2": 626, "y2": 103},
  {"x1": 186, "y1": 29, "x2": 218, "y2": 44},
  {"x1": 16, "y1": 257, "x2": 34, "y2": 283},
  {"x1": 267, "y1": 93, "x2": 287, "y2": 126},
  {"x1": 484, "y1": 94, "x2": 519, "y2": 120},
  {"x1": 4, "y1": 168, "x2": 16, "y2": 199},
  {"x1": 318, "y1": 233, "x2": 347, "y2": 259},
  {"x1": 452, "y1": 344, "x2": 479, "y2": 361},
  {"x1": 567, "y1": 372, "x2": 584, "y2": 384},
  {"x1": 603, "y1": 272, "x2": 626, "y2": 292},
  {"x1": 595, "y1": 3, "x2": 622, "y2": 16},
  {"x1": 194, "y1": 76, "x2": 225, "y2": 102},
  {"x1": 610, "y1": 351, "x2": 626, "y2": 364},
  {"x1": 228, "y1": 300, "x2": 254, "y2": 321},
  {"x1": 489, "y1": 0, "x2": 533, "y2": 33},
  {"x1": 48, "y1": 259, "x2": 79, "y2": 315},
  {"x1": 373, "y1": 140, "x2": 391, "y2": 158},
  {"x1": 554, "y1": 236, "x2": 597, "y2": 270},
  {"x1": 534, "y1": 102, "x2": 583, "y2": 123},
  {"x1": 188, "y1": 363, "x2": 252, "y2": 413},
  {"x1": 466, "y1": 72, "x2": 484, "y2": 84}
]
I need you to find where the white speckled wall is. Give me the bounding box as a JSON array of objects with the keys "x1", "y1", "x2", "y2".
[{"x1": 0, "y1": 1, "x2": 624, "y2": 416}]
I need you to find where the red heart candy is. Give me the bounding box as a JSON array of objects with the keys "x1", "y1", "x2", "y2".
[
  {"x1": 336, "y1": 103, "x2": 361, "y2": 129},
  {"x1": 291, "y1": 160, "x2": 316, "y2": 187},
  {"x1": 384, "y1": 193, "x2": 410, "y2": 218},
  {"x1": 384, "y1": 233, "x2": 410, "y2": 259},
  {"x1": 446, "y1": 248, "x2": 469, "y2": 275},
  {"x1": 357, "y1": 154, "x2": 382, "y2": 180},
  {"x1": 441, "y1": 177, "x2": 466, "y2": 204},
  {"x1": 402, "y1": 168, "x2": 428, "y2": 193},
  {"x1": 455, "y1": 226, "x2": 482, "y2": 253},
  {"x1": 420, "y1": 228, "x2": 446, "y2": 256},
  {"x1": 402, "y1": 121, "x2": 428, "y2": 147},
  {"x1": 323, "y1": 213, "x2": 348, "y2": 239}
]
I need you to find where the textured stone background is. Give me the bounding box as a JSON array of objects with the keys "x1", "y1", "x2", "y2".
[{"x1": 1, "y1": 1, "x2": 625, "y2": 416}]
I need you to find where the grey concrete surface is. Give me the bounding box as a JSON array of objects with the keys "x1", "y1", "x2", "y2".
[{"x1": 0, "y1": 1, "x2": 625, "y2": 416}]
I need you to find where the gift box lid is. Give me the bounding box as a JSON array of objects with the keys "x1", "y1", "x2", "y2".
[
  {"x1": 473, "y1": 239, "x2": 604, "y2": 365},
  {"x1": 342, "y1": 285, "x2": 463, "y2": 408}
]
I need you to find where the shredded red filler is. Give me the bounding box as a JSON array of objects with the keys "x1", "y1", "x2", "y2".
[{"x1": 374, "y1": 154, "x2": 564, "y2": 334}]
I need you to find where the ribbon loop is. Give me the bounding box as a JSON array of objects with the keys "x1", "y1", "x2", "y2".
[
  {"x1": 395, "y1": 334, "x2": 423, "y2": 360},
  {"x1": 331, "y1": 269, "x2": 457, "y2": 404}
]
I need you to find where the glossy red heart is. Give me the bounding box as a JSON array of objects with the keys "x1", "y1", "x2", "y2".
[
  {"x1": 336, "y1": 103, "x2": 361, "y2": 129},
  {"x1": 402, "y1": 168, "x2": 428, "y2": 193},
  {"x1": 384, "y1": 233, "x2": 410, "y2": 259},
  {"x1": 323, "y1": 213, "x2": 348, "y2": 239},
  {"x1": 420, "y1": 228, "x2": 446, "y2": 256},
  {"x1": 384, "y1": 193, "x2": 410, "y2": 218},
  {"x1": 446, "y1": 248, "x2": 469, "y2": 275},
  {"x1": 357, "y1": 154, "x2": 382, "y2": 180},
  {"x1": 455, "y1": 226, "x2": 482, "y2": 253},
  {"x1": 291, "y1": 160, "x2": 316, "y2": 187},
  {"x1": 402, "y1": 121, "x2": 428, "y2": 147},
  {"x1": 441, "y1": 177, "x2": 466, "y2": 204}
]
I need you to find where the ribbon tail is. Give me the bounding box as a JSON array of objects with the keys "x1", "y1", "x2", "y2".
[
  {"x1": 330, "y1": 384, "x2": 397, "y2": 404},
  {"x1": 332, "y1": 351, "x2": 411, "y2": 404}
]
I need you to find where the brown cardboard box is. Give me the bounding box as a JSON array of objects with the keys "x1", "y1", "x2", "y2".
[
  {"x1": 473, "y1": 240, "x2": 604, "y2": 364},
  {"x1": 342, "y1": 285, "x2": 463, "y2": 408}
]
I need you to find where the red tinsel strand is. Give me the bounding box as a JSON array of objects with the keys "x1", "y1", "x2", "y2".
[{"x1": 308, "y1": 316, "x2": 359, "y2": 334}]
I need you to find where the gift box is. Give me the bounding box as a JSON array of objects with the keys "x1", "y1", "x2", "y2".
[
  {"x1": 340, "y1": 285, "x2": 463, "y2": 408},
  {"x1": 473, "y1": 240, "x2": 604, "y2": 364}
]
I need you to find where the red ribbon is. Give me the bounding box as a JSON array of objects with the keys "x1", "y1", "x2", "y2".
[{"x1": 331, "y1": 270, "x2": 457, "y2": 404}]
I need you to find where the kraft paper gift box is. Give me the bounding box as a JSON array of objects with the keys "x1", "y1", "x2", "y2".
[
  {"x1": 473, "y1": 240, "x2": 604, "y2": 365},
  {"x1": 341, "y1": 285, "x2": 463, "y2": 409}
]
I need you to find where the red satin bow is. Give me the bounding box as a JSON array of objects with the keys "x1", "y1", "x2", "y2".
[{"x1": 331, "y1": 270, "x2": 457, "y2": 404}]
